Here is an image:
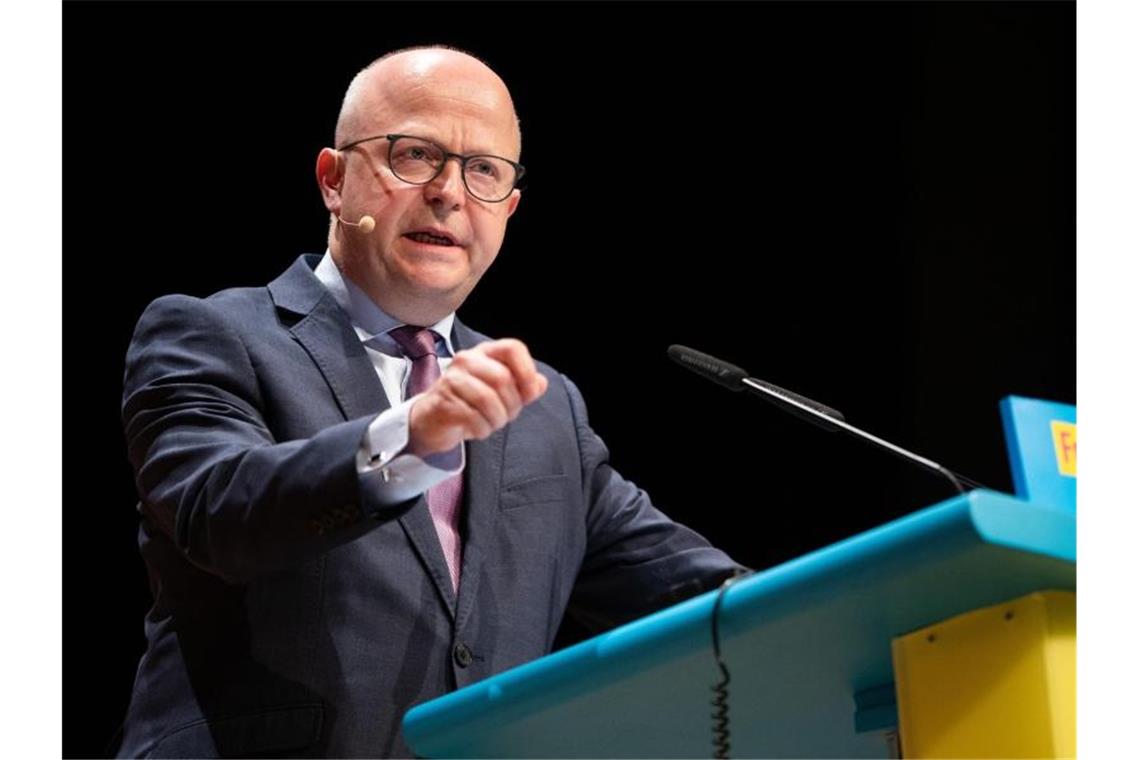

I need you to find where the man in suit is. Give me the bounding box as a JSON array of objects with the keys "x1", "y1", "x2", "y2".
[{"x1": 117, "y1": 46, "x2": 741, "y2": 757}]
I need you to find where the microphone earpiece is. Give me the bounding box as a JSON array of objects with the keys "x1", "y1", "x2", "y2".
[
  {"x1": 337, "y1": 213, "x2": 375, "y2": 234},
  {"x1": 331, "y1": 153, "x2": 375, "y2": 233}
]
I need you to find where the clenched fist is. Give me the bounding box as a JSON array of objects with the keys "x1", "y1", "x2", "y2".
[{"x1": 408, "y1": 338, "x2": 549, "y2": 457}]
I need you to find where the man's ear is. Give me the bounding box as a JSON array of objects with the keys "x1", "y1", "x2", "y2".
[
  {"x1": 316, "y1": 148, "x2": 344, "y2": 212},
  {"x1": 505, "y1": 188, "x2": 521, "y2": 219}
]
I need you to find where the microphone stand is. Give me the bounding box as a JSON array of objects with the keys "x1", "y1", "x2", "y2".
[{"x1": 738, "y1": 377, "x2": 972, "y2": 495}]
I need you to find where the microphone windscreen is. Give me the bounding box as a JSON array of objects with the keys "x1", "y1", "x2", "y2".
[
  {"x1": 358, "y1": 215, "x2": 375, "y2": 234},
  {"x1": 667, "y1": 345, "x2": 748, "y2": 391}
]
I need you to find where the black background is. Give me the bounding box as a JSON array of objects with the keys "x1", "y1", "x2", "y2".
[{"x1": 64, "y1": 2, "x2": 1073, "y2": 756}]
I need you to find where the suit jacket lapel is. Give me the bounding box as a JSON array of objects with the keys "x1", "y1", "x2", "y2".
[
  {"x1": 268, "y1": 255, "x2": 390, "y2": 422},
  {"x1": 269, "y1": 260, "x2": 500, "y2": 624},
  {"x1": 397, "y1": 496, "x2": 458, "y2": 619},
  {"x1": 269, "y1": 256, "x2": 458, "y2": 617},
  {"x1": 452, "y1": 320, "x2": 505, "y2": 631}
]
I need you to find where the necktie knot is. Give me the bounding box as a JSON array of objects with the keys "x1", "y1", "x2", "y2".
[{"x1": 389, "y1": 325, "x2": 440, "y2": 360}]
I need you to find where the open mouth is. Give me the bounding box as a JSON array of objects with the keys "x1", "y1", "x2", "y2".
[{"x1": 404, "y1": 231, "x2": 457, "y2": 247}]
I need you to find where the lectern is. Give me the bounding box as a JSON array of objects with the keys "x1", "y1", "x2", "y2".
[{"x1": 403, "y1": 489, "x2": 1075, "y2": 757}]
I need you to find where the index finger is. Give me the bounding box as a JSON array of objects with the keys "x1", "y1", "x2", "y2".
[{"x1": 478, "y1": 338, "x2": 545, "y2": 398}]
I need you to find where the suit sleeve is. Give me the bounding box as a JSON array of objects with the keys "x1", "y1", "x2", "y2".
[
  {"x1": 559, "y1": 374, "x2": 747, "y2": 632},
  {"x1": 122, "y1": 294, "x2": 412, "y2": 583}
]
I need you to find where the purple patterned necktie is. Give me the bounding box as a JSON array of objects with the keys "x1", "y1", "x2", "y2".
[{"x1": 388, "y1": 325, "x2": 464, "y2": 592}]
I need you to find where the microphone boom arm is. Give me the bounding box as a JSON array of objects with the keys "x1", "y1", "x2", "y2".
[
  {"x1": 666, "y1": 343, "x2": 981, "y2": 495},
  {"x1": 739, "y1": 377, "x2": 967, "y2": 494}
]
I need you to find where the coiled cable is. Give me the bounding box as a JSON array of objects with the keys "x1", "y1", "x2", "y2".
[{"x1": 711, "y1": 573, "x2": 745, "y2": 758}]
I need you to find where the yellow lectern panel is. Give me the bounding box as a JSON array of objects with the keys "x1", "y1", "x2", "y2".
[{"x1": 892, "y1": 590, "x2": 1075, "y2": 759}]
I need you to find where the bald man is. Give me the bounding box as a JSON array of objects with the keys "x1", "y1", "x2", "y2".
[{"x1": 116, "y1": 47, "x2": 740, "y2": 757}]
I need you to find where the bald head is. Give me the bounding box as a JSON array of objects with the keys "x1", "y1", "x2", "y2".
[
  {"x1": 316, "y1": 45, "x2": 525, "y2": 325},
  {"x1": 334, "y1": 46, "x2": 521, "y2": 157}
]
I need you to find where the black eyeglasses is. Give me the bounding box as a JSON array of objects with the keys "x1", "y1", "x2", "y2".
[{"x1": 338, "y1": 133, "x2": 525, "y2": 203}]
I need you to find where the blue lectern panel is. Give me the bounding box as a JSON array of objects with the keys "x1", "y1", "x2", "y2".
[
  {"x1": 403, "y1": 491, "x2": 1075, "y2": 758},
  {"x1": 1000, "y1": 395, "x2": 1076, "y2": 513}
]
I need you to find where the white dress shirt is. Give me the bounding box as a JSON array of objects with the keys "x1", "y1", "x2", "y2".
[{"x1": 314, "y1": 251, "x2": 464, "y2": 505}]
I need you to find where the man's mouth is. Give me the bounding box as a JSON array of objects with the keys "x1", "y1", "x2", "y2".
[{"x1": 404, "y1": 231, "x2": 457, "y2": 247}]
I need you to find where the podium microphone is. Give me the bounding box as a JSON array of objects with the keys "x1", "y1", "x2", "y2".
[
  {"x1": 337, "y1": 213, "x2": 375, "y2": 234},
  {"x1": 667, "y1": 344, "x2": 984, "y2": 495}
]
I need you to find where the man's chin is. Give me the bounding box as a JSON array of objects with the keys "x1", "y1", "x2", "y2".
[
  {"x1": 402, "y1": 265, "x2": 472, "y2": 296},
  {"x1": 399, "y1": 272, "x2": 478, "y2": 314}
]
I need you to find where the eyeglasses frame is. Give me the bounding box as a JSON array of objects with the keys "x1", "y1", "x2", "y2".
[{"x1": 336, "y1": 133, "x2": 526, "y2": 203}]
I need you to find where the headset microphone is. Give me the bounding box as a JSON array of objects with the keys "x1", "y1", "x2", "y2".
[
  {"x1": 331, "y1": 149, "x2": 376, "y2": 233},
  {"x1": 337, "y1": 213, "x2": 375, "y2": 234}
]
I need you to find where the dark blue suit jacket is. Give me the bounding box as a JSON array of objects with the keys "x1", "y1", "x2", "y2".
[{"x1": 116, "y1": 254, "x2": 740, "y2": 757}]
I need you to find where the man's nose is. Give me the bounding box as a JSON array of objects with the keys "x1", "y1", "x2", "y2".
[{"x1": 424, "y1": 158, "x2": 466, "y2": 208}]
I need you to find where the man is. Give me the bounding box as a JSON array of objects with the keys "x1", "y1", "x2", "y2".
[{"x1": 117, "y1": 46, "x2": 740, "y2": 757}]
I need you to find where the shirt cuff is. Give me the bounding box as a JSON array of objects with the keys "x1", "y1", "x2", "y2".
[{"x1": 356, "y1": 397, "x2": 465, "y2": 505}]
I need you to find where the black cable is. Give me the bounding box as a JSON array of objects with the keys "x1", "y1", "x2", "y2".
[
  {"x1": 711, "y1": 573, "x2": 747, "y2": 759},
  {"x1": 936, "y1": 466, "x2": 967, "y2": 494},
  {"x1": 954, "y1": 471, "x2": 990, "y2": 491},
  {"x1": 937, "y1": 466, "x2": 992, "y2": 494}
]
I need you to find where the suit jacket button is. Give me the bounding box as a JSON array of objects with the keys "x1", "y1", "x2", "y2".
[{"x1": 453, "y1": 642, "x2": 473, "y2": 668}]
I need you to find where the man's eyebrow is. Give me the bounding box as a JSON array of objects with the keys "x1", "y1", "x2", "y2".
[{"x1": 403, "y1": 132, "x2": 511, "y2": 159}]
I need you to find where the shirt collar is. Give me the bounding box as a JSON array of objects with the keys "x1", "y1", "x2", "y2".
[{"x1": 314, "y1": 250, "x2": 456, "y2": 357}]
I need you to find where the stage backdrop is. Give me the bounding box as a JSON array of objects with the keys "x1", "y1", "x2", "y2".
[{"x1": 64, "y1": 2, "x2": 1074, "y2": 756}]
